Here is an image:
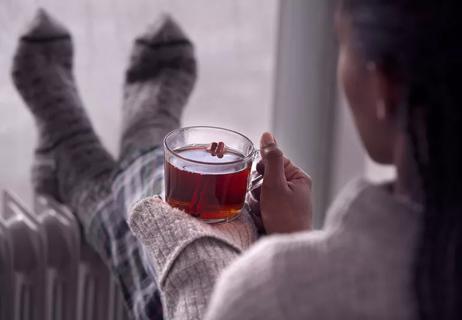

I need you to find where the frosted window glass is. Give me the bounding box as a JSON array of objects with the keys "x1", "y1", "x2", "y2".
[{"x1": 0, "y1": 0, "x2": 277, "y2": 201}]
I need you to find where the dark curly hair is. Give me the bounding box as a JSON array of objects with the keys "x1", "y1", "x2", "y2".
[{"x1": 339, "y1": 1, "x2": 462, "y2": 319}]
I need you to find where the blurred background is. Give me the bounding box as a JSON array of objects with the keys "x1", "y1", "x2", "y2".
[{"x1": 0, "y1": 0, "x2": 394, "y2": 225}]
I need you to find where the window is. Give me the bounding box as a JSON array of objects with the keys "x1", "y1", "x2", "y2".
[{"x1": 0, "y1": 0, "x2": 278, "y2": 200}]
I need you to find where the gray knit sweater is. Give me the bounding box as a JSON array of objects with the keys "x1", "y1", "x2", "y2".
[{"x1": 128, "y1": 179, "x2": 421, "y2": 320}]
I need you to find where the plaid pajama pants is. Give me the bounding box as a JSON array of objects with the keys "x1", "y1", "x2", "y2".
[{"x1": 83, "y1": 147, "x2": 165, "y2": 320}]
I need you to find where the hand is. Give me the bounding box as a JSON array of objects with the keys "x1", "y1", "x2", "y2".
[{"x1": 258, "y1": 132, "x2": 312, "y2": 234}]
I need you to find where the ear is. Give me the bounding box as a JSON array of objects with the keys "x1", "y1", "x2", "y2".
[{"x1": 366, "y1": 62, "x2": 401, "y2": 122}]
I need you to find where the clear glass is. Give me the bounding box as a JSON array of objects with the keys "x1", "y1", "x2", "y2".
[{"x1": 163, "y1": 126, "x2": 258, "y2": 223}]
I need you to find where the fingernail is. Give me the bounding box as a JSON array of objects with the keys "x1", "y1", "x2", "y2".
[{"x1": 261, "y1": 132, "x2": 276, "y2": 147}]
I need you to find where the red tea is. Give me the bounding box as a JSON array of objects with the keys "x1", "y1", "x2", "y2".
[{"x1": 165, "y1": 145, "x2": 251, "y2": 221}]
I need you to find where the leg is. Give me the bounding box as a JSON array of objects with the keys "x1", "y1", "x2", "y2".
[
  {"x1": 94, "y1": 15, "x2": 197, "y2": 318},
  {"x1": 119, "y1": 15, "x2": 197, "y2": 163},
  {"x1": 11, "y1": 10, "x2": 163, "y2": 319},
  {"x1": 11, "y1": 9, "x2": 115, "y2": 222},
  {"x1": 88, "y1": 149, "x2": 165, "y2": 320}
]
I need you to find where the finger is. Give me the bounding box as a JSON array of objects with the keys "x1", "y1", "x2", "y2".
[
  {"x1": 284, "y1": 161, "x2": 311, "y2": 183},
  {"x1": 258, "y1": 157, "x2": 291, "y2": 175},
  {"x1": 260, "y1": 132, "x2": 286, "y2": 187}
]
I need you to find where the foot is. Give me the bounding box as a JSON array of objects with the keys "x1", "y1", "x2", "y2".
[
  {"x1": 120, "y1": 15, "x2": 197, "y2": 162},
  {"x1": 11, "y1": 9, "x2": 115, "y2": 212}
]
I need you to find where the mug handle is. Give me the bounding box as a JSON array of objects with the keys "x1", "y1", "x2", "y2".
[{"x1": 248, "y1": 150, "x2": 263, "y2": 193}]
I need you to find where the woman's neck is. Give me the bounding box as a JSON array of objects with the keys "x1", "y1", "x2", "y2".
[{"x1": 393, "y1": 133, "x2": 424, "y2": 205}]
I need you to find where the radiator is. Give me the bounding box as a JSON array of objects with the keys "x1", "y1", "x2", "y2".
[{"x1": 0, "y1": 190, "x2": 130, "y2": 320}]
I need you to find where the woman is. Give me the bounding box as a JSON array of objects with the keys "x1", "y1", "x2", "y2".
[{"x1": 129, "y1": 0, "x2": 462, "y2": 319}]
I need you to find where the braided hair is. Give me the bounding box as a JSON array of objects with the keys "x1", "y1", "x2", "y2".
[{"x1": 339, "y1": 1, "x2": 462, "y2": 319}]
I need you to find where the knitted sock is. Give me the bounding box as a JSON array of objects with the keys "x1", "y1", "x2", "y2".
[
  {"x1": 12, "y1": 9, "x2": 115, "y2": 213},
  {"x1": 120, "y1": 15, "x2": 197, "y2": 162}
]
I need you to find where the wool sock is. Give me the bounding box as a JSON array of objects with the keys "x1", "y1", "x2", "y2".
[
  {"x1": 120, "y1": 15, "x2": 197, "y2": 162},
  {"x1": 12, "y1": 9, "x2": 115, "y2": 213}
]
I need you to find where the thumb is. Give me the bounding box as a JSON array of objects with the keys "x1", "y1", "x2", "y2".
[{"x1": 260, "y1": 132, "x2": 286, "y2": 187}]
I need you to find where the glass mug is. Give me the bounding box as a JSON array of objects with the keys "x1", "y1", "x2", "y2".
[{"x1": 163, "y1": 126, "x2": 262, "y2": 223}]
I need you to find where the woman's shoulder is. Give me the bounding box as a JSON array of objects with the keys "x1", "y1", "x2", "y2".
[
  {"x1": 324, "y1": 177, "x2": 420, "y2": 232},
  {"x1": 324, "y1": 177, "x2": 377, "y2": 229}
]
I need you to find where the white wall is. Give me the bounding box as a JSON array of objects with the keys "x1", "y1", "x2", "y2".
[
  {"x1": 0, "y1": 0, "x2": 278, "y2": 202},
  {"x1": 273, "y1": 0, "x2": 338, "y2": 226}
]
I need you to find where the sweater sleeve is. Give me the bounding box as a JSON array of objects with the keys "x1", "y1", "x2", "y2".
[
  {"x1": 204, "y1": 237, "x2": 286, "y2": 320},
  {"x1": 204, "y1": 231, "x2": 330, "y2": 320},
  {"x1": 128, "y1": 196, "x2": 258, "y2": 319}
]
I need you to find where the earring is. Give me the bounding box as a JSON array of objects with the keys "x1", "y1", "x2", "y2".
[{"x1": 376, "y1": 100, "x2": 387, "y2": 120}]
